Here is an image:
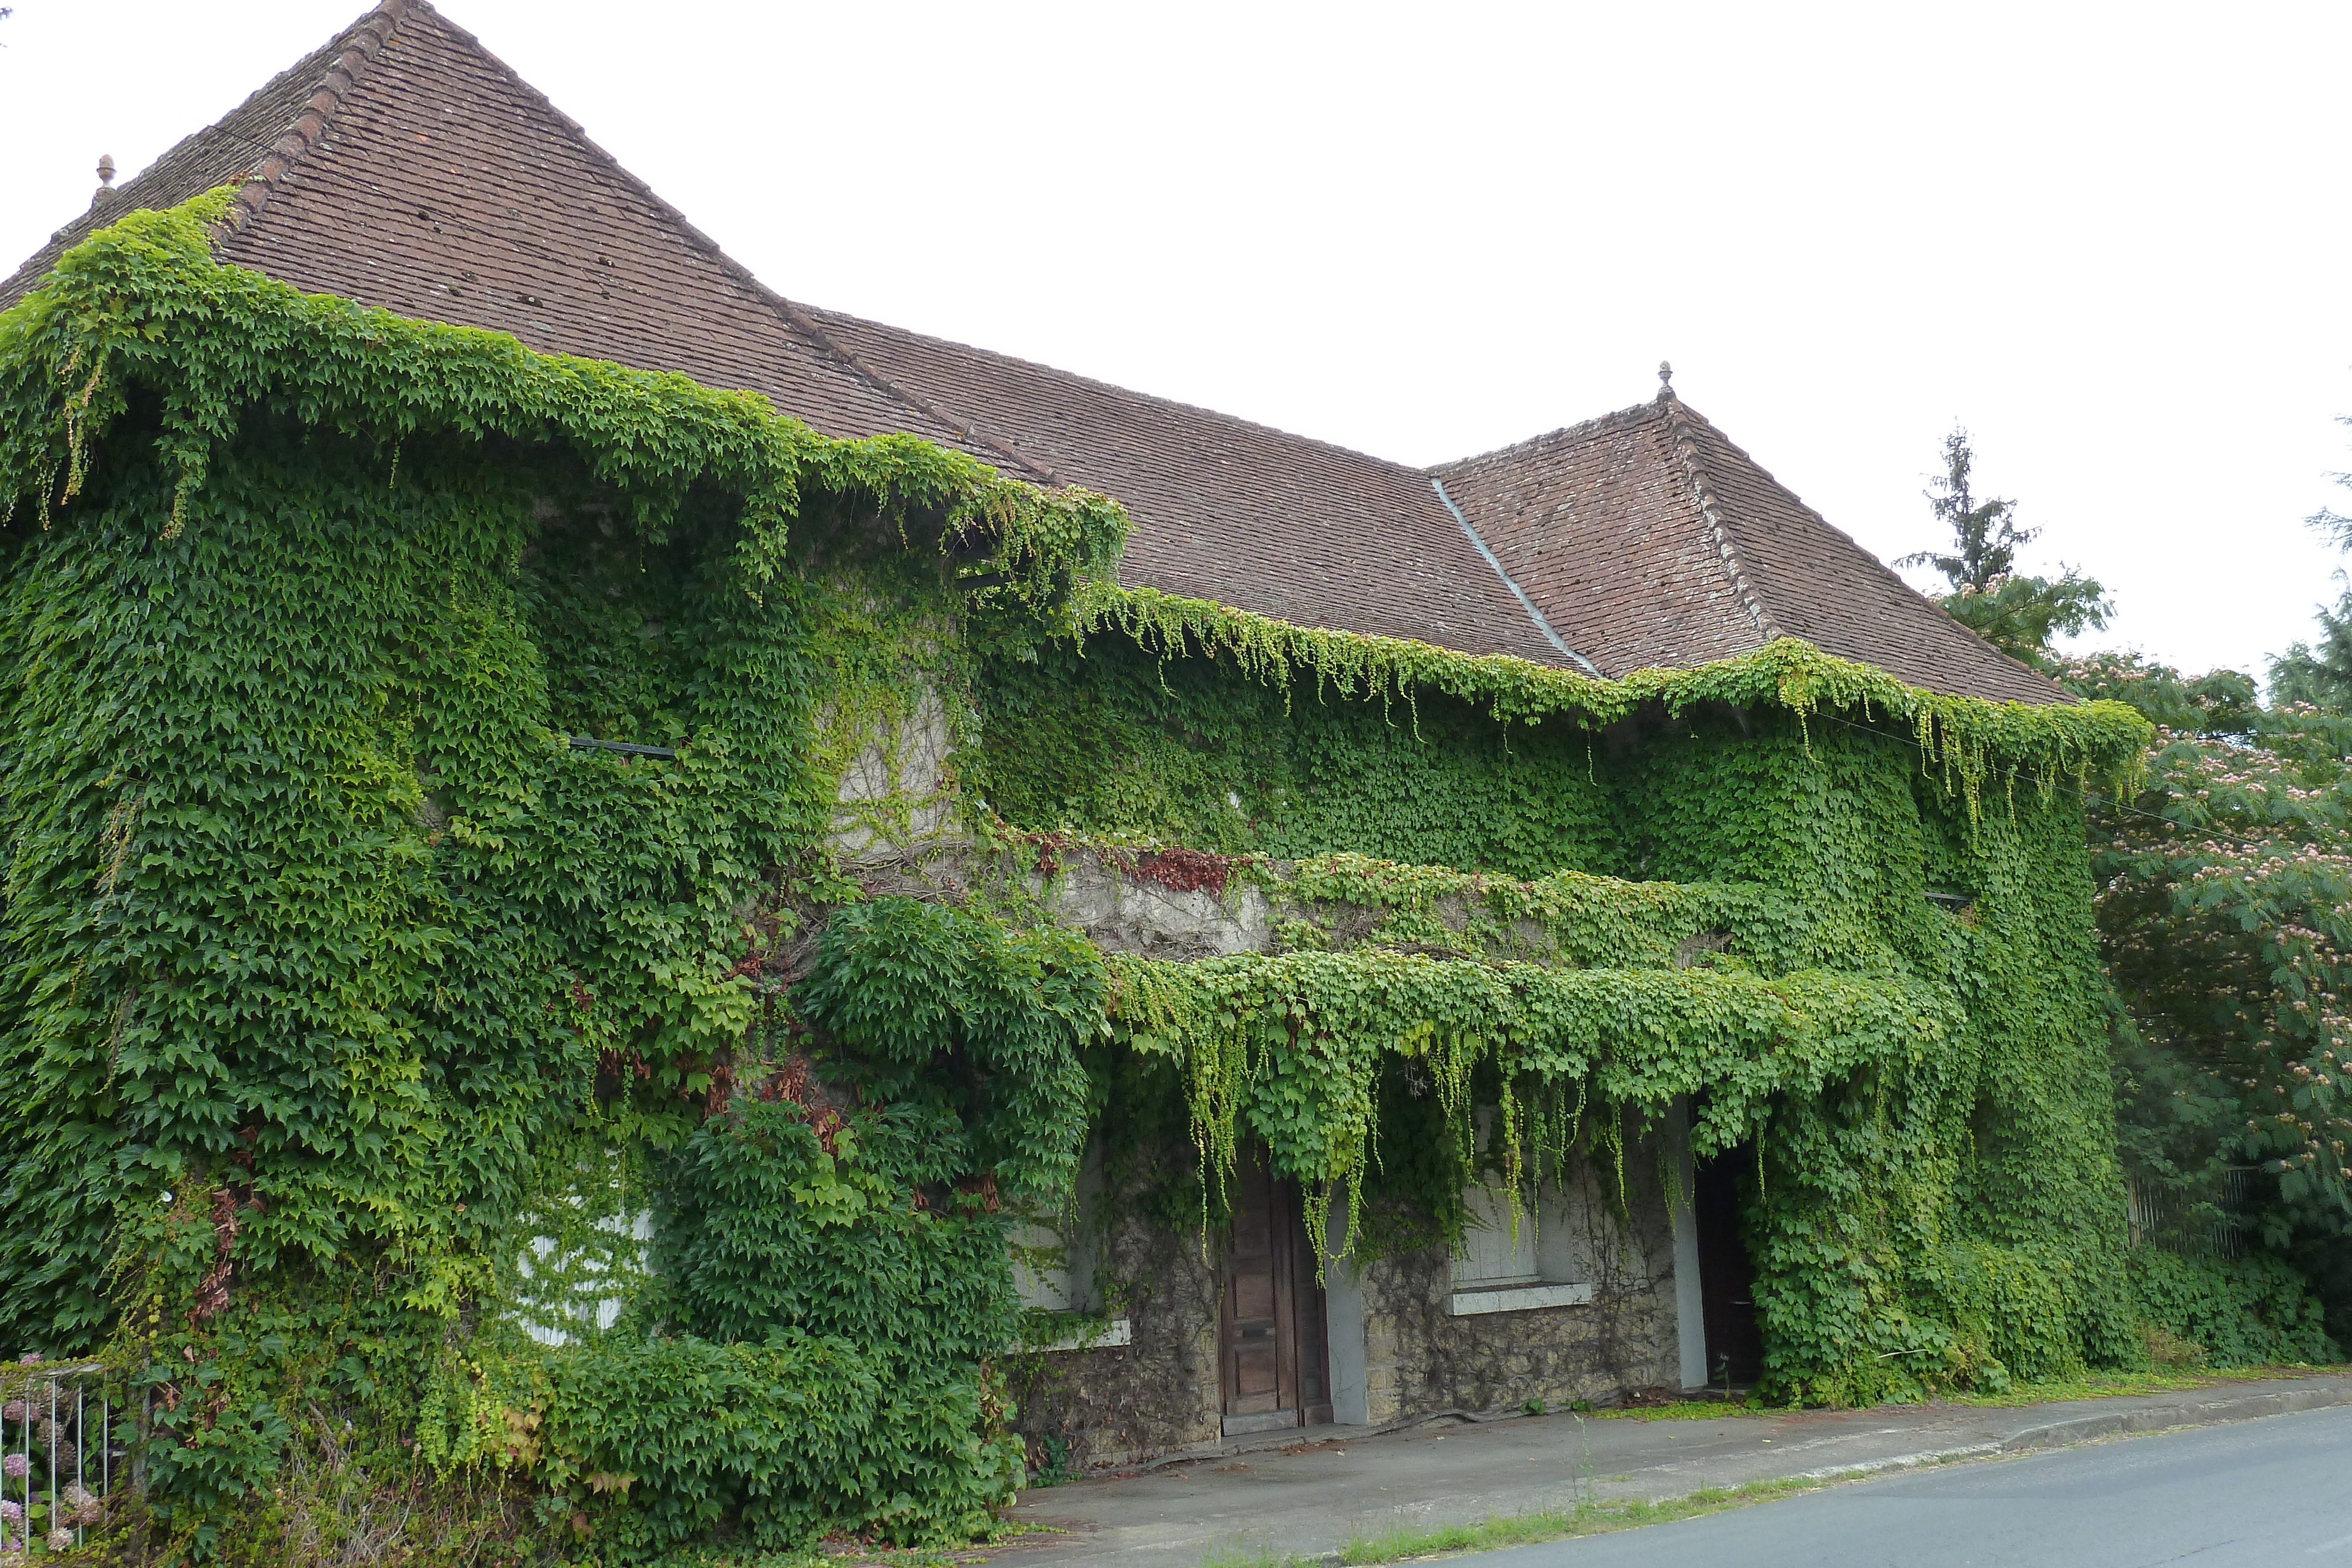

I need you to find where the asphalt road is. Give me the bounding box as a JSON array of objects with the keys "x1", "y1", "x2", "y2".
[{"x1": 1480, "y1": 1404, "x2": 2352, "y2": 1568}]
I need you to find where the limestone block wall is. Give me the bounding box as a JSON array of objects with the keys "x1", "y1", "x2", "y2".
[
  {"x1": 1050, "y1": 854, "x2": 1271, "y2": 959},
  {"x1": 1351, "y1": 1145, "x2": 1685, "y2": 1423},
  {"x1": 1007, "y1": 1212, "x2": 1225, "y2": 1470}
]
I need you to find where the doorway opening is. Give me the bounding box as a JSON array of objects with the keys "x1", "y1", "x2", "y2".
[
  {"x1": 1693, "y1": 1139, "x2": 1765, "y2": 1390},
  {"x1": 1218, "y1": 1146, "x2": 1333, "y2": 1434}
]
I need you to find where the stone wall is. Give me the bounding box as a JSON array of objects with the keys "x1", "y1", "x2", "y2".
[
  {"x1": 1010, "y1": 1142, "x2": 1687, "y2": 1466},
  {"x1": 1007, "y1": 1209, "x2": 1225, "y2": 1471},
  {"x1": 1351, "y1": 1139, "x2": 1685, "y2": 1423},
  {"x1": 817, "y1": 835, "x2": 1695, "y2": 1464}
]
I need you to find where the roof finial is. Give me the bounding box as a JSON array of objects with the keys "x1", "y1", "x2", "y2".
[
  {"x1": 96, "y1": 154, "x2": 116, "y2": 190},
  {"x1": 1656, "y1": 360, "x2": 1673, "y2": 403}
]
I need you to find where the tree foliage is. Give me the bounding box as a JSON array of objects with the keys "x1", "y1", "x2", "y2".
[
  {"x1": 2268, "y1": 597, "x2": 2352, "y2": 712},
  {"x1": 1899, "y1": 427, "x2": 2110, "y2": 666},
  {"x1": 2054, "y1": 650, "x2": 2352, "y2": 1338},
  {"x1": 2268, "y1": 427, "x2": 2352, "y2": 710}
]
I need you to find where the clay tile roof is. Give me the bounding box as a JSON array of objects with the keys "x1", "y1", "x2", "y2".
[
  {"x1": 0, "y1": 0, "x2": 2067, "y2": 704},
  {"x1": 801, "y1": 307, "x2": 1563, "y2": 658},
  {"x1": 1429, "y1": 394, "x2": 2067, "y2": 703},
  {"x1": 0, "y1": 0, "x2": 984, "y2": 459}
]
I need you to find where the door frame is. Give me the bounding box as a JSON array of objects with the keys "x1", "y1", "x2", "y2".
[{"x1": 1218, "y1": 1149, "x2": 1334, "y2": 1433}]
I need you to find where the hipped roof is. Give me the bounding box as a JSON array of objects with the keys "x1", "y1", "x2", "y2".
[{"x1": 0, "y1": 0, "x2": 2065, "y2": 706}]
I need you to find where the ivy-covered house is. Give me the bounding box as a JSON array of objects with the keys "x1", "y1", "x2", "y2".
[{"x1": 0, "y1": 0, "x2": 2191, "y2": 1547}]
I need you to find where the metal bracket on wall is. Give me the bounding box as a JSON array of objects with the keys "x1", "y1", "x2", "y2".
[{"x1": 567, "y1": 737, "x2": 677, "y2": 760}]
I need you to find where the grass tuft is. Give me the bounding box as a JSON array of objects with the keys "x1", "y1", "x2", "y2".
[{"x1": 1588, "y1": 1362, "x2": 2352, "y2": 1420}]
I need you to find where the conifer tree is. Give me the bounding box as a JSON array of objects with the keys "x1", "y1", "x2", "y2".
[
  {"x1": 1899, "y1": 427, "x2": 2110, "y2": 666},
  {"x1": 2269, "y1": 422, "x2": 2352, "y2": 710}
]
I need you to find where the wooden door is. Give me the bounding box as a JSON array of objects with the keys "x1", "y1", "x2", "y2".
[{"x1": 1220, "y1": 1148, "x2": 1332, "y2": 1433}]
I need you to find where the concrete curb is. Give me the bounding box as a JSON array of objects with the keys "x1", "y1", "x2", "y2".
[
  {"x1": 1135, "y1": 1406, "x2": 1532, "y2": 1475},
  {"x1": 1784, "y1": 1383, "x2": 2352, "y2": 1490},
  {"x1": 1793, "y1": 1441, "x2": 2003, "y2": 1485},
  {"x1": 1994, "y1": 1382, "x2": 2352, "y2": 1453}
]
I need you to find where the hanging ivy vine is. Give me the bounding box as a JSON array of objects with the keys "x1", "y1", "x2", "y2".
[
  {"x1": 0, "y1": 186, "x2": 2310, "y2": 1563},
  {"x1": 0, "y1": 194, "x2": 1122, "y2": 1559},
  {"x1": 974, "y1": 623, "x2": 2224, "y2": 1405}
]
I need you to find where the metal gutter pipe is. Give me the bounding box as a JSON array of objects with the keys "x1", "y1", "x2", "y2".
[{"x1": 1429, "y1": 476, "x2": 1601, "y2": 676}]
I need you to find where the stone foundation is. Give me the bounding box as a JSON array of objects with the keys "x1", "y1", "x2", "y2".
[
  {"x1": 1007, "y1": 1212, "x2": 1224, "y2": 1470},
  {"x1": 1011, "y1": 1136, "x2": 1689, "y2": 1470},
  {"x1": 1353, "y1": 1146, "x2": 1684, "y2": 1423}
]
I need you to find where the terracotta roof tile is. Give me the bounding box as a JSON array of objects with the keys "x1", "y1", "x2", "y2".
[
  {"x1": 1431, "y1": 395, "x2": 2066, "y2": 702},
  {"x1": 2, "y1": 2, "x2": 979, "y2": 456},
  {"x1": 1428, "y1": 405, "x2": 1768, "y2": 676},
  {"x1": 804, "y1": 308, "x2": 1566, "y2": 659},
  {"x1": 0, "y1": 0, "x2": 2067, "y2": 704},
  {"x1": 1673, "y1": 403, "x2": 2064, "y2": 703}
]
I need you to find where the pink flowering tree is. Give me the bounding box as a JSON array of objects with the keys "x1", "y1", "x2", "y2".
[{"x1": 2056, "y1": 651, "x2": 2352, "y2": 1325}]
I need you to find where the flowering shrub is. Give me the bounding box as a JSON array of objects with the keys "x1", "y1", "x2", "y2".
[{"x1": 2056, "y1": 651, "x2": 2352, "y2": 1340}]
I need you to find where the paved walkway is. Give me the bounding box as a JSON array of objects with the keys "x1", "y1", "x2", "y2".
[{"x1": 991, "y1": 1374, "x2": 2352, "y2": 1568}]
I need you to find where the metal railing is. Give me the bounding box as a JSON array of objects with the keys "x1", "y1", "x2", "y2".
[
  {"x1": 1, "y1": 1360, "x2": 118, "y2": 1554},
  {"x1": 2127, "y1": 1168, "x2": 2256, "y2": 1259}
]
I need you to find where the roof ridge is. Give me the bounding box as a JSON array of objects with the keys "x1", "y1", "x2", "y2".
[
  {"x1": 801, "y1": 303, "x2": 1446, "y2": 490},
  {"x1": 213, "y1": 1, "x2": 407, "y2": 243},
  {"x1": 1663, "y1": 399, "x2": 2063, "y2": 695},
  {"x1": 1658, "y1": 392, "x2": 1783, "y2": 643},
  {"x1": 1425, "y1": 400, "x2": 1664, "y2": 474},
  {"x1": 310, "y1": 2, "x2": 1070, "y2": 488}
]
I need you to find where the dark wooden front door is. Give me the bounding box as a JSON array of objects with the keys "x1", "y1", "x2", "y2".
[
  {"x1": 1220, "y1": 1148, "x2": 1332, "y2": 1434},
  {"x1": 1694, "y1": 1141, "x2": 1765, "y2": 1388}
]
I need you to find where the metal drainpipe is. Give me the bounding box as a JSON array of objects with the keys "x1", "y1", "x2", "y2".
[{"x1": 1429, "y1": 476, "x2": 1600, "y2": 676}]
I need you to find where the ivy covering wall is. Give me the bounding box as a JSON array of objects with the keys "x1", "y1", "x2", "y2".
[
  {"x1": 974, "y1": 620, "x2": 2273, "y2": 1401},
  {"x1": 0, "y1": 195, "x2": 2310, "y2": 1563},
  {"x1": 0, "y1": 196, "x2": 1120, "y2": 1560}
]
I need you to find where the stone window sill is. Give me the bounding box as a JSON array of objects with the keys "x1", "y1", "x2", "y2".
[
  {"x1": 1028, "y1": 1316, "x2": 1133, "y2": 1352},
  {"x1": 1448, "y1": 1281, "x2": 1595, "y2": 1316}
]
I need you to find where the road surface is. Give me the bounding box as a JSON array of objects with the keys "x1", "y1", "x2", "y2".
[{"x1": 1484, "y1": 1403, "x2": 2352, "y2": 1568}]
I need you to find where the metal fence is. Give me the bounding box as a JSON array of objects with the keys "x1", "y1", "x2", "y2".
[
  {"x1": 1, "y1": 1360, "x2": 118, "y2": 1554},
  {"x1": 2126, "y1": 1168, "x2": 2256, "y2": 1258}
]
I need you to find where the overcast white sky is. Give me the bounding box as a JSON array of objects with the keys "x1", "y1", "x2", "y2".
[{"x1": 4, "y1": 2, "x2": 2347, "y2": 682}]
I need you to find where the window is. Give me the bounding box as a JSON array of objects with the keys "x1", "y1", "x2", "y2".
[
  {"x1": 1008, "y1": 1149, "x2": 1132, "y2": 1350},
  {"x1": 1448, "y1": 1182, "x2": 1596, "y2": 1316},
  {"x1": 1011, "y1": 1216, "x2": 1084, "y2": 1313}
]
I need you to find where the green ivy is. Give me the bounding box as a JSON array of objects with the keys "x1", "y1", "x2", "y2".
[
  {"x1": 0, "y1": 195, "x2": 1121, "y2": 1552},
  {"x1": 796, "y1": 898, "x2": 1104, "y2": 1206},
  {"x1": 0, "y1": 183, "x2": 2277, "y2": 1561},
  {"x1": 989, "y1": 657, "x2": 2157, "y2": 1404},
  {"x1": 2127, "y1": 1249, "x2": 2336, "y2": 1367}
]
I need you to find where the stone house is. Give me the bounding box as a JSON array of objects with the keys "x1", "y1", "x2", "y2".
[{"x1": 2, "y1": 0, "x2": 2103, "y2": 1469}]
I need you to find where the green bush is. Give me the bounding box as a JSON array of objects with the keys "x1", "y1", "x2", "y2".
[
  {"x1": 654, "y1": 1098, "x2": 1017, "y2": 1359},
  {"x1": 2130, "y1": 1249, "x2": 2338, "y2": 1367},
  {"x1": 536, "y1": 1335, "x2": 1020, "y2": 1559},
  {"x1": 793, "y1": 897, "x2": 1103, "y2": 1206}
]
